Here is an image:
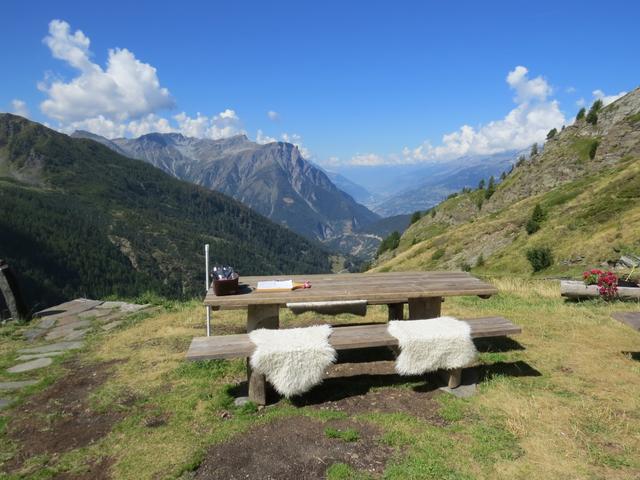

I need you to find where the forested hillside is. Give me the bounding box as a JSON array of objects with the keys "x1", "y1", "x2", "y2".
[{"x1": 0, "y1": 115, "x2": 331, "y2": 311}]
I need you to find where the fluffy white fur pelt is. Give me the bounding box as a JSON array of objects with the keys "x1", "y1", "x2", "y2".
[
  {"x1": 388, "y1": 316, "x2": 477, "y2": 375},
  {"x1": 249, "y1": 324, "x2": 336, "y2": 398}
]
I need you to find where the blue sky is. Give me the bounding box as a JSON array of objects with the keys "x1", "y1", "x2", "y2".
[{"x1": 2, "y1": 0, "x2": 638, "y2": 168}]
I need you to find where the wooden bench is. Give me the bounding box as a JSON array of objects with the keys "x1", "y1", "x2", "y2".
[{"x1": 186, "y1": 316, "x2": 522, "y2": 405}]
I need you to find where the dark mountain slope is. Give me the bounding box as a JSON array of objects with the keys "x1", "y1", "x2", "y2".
[
  {"x1": 0, "y1": 114, "x2": 331, "y2": 310},
  {"x1": 73, "y1": 131, "x2": 380, "y2": 244}
]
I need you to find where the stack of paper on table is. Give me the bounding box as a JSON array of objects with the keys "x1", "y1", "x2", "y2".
[{"x1": 256, "y1": 280, "x2": 295, "y2": 292}]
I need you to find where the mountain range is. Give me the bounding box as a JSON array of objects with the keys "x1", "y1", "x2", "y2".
[
  {"x1": 373, "y1": 87, "x2": 640, "y2": 276},
  {"x1": 73, "y1": 131, "x2": 380, "y2": 249},
  {"x1": 0, "y1": 115, "x2": 331, "y2": 310}
]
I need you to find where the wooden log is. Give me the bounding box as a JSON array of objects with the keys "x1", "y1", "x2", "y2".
[
  {"x1": 246, "y1": 304, "x2": 279, "y2": 405},
  {"x1": 560, "y1": 280, "x2": 640, "y2": 300},
  {"x1": 408, "y1": 297, "x2": 442, "y2": 319},
  {"x1": 0, "y1": 260, "x2": 28, "y2": 321}
]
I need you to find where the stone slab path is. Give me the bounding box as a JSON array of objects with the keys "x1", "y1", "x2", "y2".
[
  {"x1": 7, "y1": 357, "x2": 53, "y2": 373},
  {"x1": 612, "y1": 312, "x2": 640, "y2": 331},
  {"x1": 1, "y1": 298, "x2": 151, "y2": 407},
  {"x1": 0, "y1": 380, "x2": 38, "y2": 391}
]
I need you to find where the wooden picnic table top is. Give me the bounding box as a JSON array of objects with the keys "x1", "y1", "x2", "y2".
[{"x1": 204, "y1": 271, "x2": 497, "y2": 310}]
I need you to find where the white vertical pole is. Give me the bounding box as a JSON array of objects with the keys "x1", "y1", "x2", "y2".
[{"x1": 205, "y1": 244, "x2": 211, "y2": 337}]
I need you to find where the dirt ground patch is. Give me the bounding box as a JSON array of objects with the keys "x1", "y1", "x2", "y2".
[
  {"x1": 313, "y1": 386, "x2": 446, "y2": 424},
  {"x1": 4, "y1": 359, "x2": 123, "y2": 472},
  {"x1": 287, "y1": 348, "x2": 446, "y2": 424},
  {"x1": 194, "y1": 416, "x2": 393, "y2": 480}
]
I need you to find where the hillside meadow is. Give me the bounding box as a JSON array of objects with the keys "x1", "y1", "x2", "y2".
[{"x1": 0, "y1": 277, "x2": 639, "y2": 479}]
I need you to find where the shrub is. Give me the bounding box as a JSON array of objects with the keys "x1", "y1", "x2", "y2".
[
  {"x1": 476, "y1": 197, "x2": 484, "y2": 210},
  {"x1": 459, "y1": 261, "x2": 472, "y2": 272},
  {"x1": 530, "y1": 143, "x2": 538, "y2": 157},
  {"x1": 376, "y1": 231, "x2": 401, "y2": 257},
  {"x1": 410, "y1": 211, "x2": 422, "y2": 224},
  {"x1": 589, "y1": 140, "x2": 599, "y2": 159},
  {"x1": 432, "y1": 248, "x2": 445, "y2": 261},
  {"x1": 475, "y1": 254, "x2": 485, "y2": 267},
  {"x1": 546, "y1": 128, "x2": 557, "y2": 139},
  {"x1": 430, "y1": 209, "x2": 436, "y2": 218},
  {"x1": 576, "y1": 107, "x2": 586, "y2": 121},
  {"x1": 525, "y1": 218, "x2": 540, "y2": 235},
  {"x1": 586, "y1": 99, "x2": 603, "y2": 125},
  {"x1": 485, "y1": 176, "x2": 496, "y2": 199},
  {"x1": 526, "y1": 247, "x2": 553, "y2": 272},
  {"x1": 478, "y1": 179, "x2": 485, "y2": 190},
  {"x1": 525, "y1": 204, "x2": 546, "y2": 235},
  {"x1": 516, "y1": 155, "x2": 526, "y2": 167}
]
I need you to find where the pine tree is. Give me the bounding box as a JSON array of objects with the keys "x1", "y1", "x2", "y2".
[
  {"x1": 410, "y1": 211, "x2": 422, "y2": 224},
  {"x1": 485, "y1": 176, "x2": 496, "y2": 199},
  {"x1": 478, "y1": 178, "x2": 485, "y2": 190},
  {"x1": 586, "y1": 99, "x2": 603, "y2": 125},
  {"x1": 546, "y1": 128, "x2": 557, "y2": 140},
  {"x1": 576, "y1": 107, "x2": 586, "y2": 121},
  {"x1": 530, "y1": 143, "x2": 538, "y2": 157}
]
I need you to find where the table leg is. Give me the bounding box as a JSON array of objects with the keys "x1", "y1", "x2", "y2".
[
  {"x1": 387, "y1": 303, "x2": 404, "y2": 321},
  {"x1": 439, "y1": 368, "x2": 462, "y2": 388},
  {"x1": 408, "y1": 297, "x2": 442, "y2": 319},
  {"x1": 246, "y1": 304, "x2": 279, "y2": 405}
]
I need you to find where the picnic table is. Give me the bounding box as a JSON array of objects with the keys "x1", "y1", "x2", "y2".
[
  {"x1": 203, "y1": 271, "x2": 498, "y2": 333},
  {"x1": 198, "y1": 271, "x2": 510, "y2": 404}
]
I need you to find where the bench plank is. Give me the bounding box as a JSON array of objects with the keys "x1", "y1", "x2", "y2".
[{"x1": 186, "y1": 316, "x2": 522, "y2": 361}]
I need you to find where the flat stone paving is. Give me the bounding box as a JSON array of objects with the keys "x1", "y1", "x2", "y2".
[
  {"x1": 612, "y1": 312, "x2": 640, "y2": 331},
  {"x1": 0, "y1": 380, "x2": 38, "y2": 391},
  {"x1": 1, "y1": 299, "x2": 151, "y2": 399},
  {"x1": 7, "y1": 357, "x2": 53, "y2": 373}
]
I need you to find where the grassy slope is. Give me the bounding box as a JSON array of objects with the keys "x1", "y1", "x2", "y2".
[
  {"x1": 374, "y1": 155, "x2": 640, "y2": 277},
  {"x1": 1, "y1": 279, "x2": 639, "y2": 479},
  {"x1": 373, "y1": 92, "x2": 640, "y2": 276}
]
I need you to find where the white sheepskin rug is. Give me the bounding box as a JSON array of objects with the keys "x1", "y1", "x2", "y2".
[
  {"x1": 249, "y1": 324, "x2": 336, "y2": 398},
  {"x1": 388, "y1": 316, "x2": 477, "y2": 375}
]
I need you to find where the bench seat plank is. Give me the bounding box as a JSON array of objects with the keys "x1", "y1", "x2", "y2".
[{"x1": 186, "y1": 316, "x2": 521, "y2": 361}]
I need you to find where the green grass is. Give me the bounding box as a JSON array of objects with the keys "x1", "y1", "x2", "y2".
[
  {"x1": 2, "y1": 282, "x2": 640, "y2": 479},
  {"x1": 324, "y1": 427, "x2": 360, "y2": 442}
]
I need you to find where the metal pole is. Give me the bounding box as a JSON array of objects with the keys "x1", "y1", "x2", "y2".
[{"x1": 205, "y1": 244, "x2": 211, "y2": 336}]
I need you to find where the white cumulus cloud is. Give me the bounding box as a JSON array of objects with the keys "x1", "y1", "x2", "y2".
[
  {"x1": 38, "y1": 20, "x2": 245, "y2": 140},
  {"x1": 592, "y1": 89, "x2": 627, "y2": 106},
  {"x1": 174, "y1": 110, "x2": 244, "y2": 139},
  {"x1": 40, "y1": 20, "x2": 174, "y2": 124},
  {"x1": 399, "y1": 66, "x2": 565, "y2": 164},
  {"x1": 256, "y1": 129, "x2": 278, "y2": 144},
  {"x1": 11, "y1": 99, "x2": 30, "y2": 118},
  {"x1": 267, "y1": 110, "x2": 280, "y2": 121}
]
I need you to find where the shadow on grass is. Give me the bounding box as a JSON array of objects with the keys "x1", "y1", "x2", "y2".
[
  {"x1": 622, "y1": 351, "x2": 640, "y2": 362},
  {"x1": 477, "y1": 361, "x2": 542, "y2": 381},
  {"x1": 474, "y1": 336, "x2": 525, "y2": 352},
  {"x1": 292, "y1": 372, "x2": 439, "y2": 406}
]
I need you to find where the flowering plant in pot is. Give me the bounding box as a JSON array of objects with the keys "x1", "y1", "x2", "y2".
[
  {"x1": 582, "y1": 269, "x2": 603, "y2": 286},
  {"x1": 583, "y1": 269, "x2": 618, "y2": 300}
]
